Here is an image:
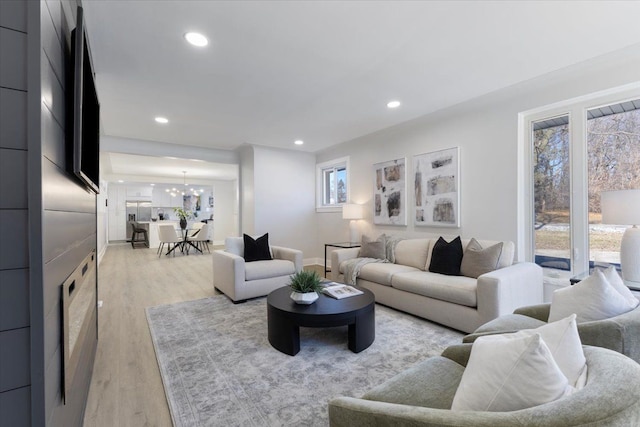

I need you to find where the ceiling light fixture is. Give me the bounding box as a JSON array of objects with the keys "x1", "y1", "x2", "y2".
[
  {"x1": 387, "y1": 100, "x2": 401, "y2": 109},
  {"x1": 183, "y1": 171, "x2": 189, "y2": 187},
  {"x1": 155, "y1": 117, "x2": 169, "y2": 124},
  {"x1": 184, "y1": 32, "x2": 208, "y2": 47},
  {"x1": 294, "y1": 140, "x2": 304, "y2": 145}
]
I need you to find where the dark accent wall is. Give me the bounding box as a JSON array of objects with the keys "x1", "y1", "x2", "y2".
[{"x1": 1, "y1": 1, "x2": 98, "y2": 426}]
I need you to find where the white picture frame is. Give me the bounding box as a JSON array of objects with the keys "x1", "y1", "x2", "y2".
[
  {"x1": 373, "y1": 157, "x2": 407, "y2": 226},
  {"x1": 413, "y1": 147, "x2": 460, "y2": 227}
]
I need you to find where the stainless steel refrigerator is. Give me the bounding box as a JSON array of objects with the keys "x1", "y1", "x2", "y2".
[{"x1": 126, "y1": 201, "x2": 152, "y2": 222}]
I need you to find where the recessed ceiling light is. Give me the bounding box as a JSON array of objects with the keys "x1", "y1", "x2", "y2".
[
  {"x1": 155, "y1": 117, "x2": 169, "y2": 124},
  {"x1": 184, "y1": 32, "x2": 208, "y2": 47},
  {"x1": 150, "y1": 183, "x2": 155, "y2": 186},
  {"x1": 117, "y1": 180, "x2": 124, "y2": 183},
  {"x1": 294, "y1": 140, "x2": 304, "y2": 145},
  {"x1": 387, "y1": 100, "x2": 401, "y2": 109}
]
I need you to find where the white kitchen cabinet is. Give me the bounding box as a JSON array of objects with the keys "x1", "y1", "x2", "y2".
[{"x1": 126, "y1": 185, "x2": 152, "y2": 201}]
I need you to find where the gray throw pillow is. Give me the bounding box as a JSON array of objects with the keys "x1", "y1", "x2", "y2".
[
  {"x1": 460, "y1": 238, "x2": 503, "y2": 279},
  {"x1": 359, "y1": 234, "x2": 386, "y2": 259}
]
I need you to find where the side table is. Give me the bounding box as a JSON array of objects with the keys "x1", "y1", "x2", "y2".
[{"x1": 324, "y1": 242, "x2": 361, "y2": 278}]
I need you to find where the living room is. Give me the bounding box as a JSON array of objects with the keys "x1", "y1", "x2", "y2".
[{"x1": 3, "y1": 1, "x2": 640, "y2": 426}]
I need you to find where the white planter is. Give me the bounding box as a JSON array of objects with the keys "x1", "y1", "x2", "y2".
[{"x1": 290, "y1": 291, "x2": 319, "y2": 305}]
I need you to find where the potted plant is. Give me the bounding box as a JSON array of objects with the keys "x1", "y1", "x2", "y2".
[
  {"x1": 173, "y1": 207, "x2": 191, "y2": 230},
  {"x1": 288, "y1": 270, "x2": 323, "y2": 305}
]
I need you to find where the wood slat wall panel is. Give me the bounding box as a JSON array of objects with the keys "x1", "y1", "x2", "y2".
[
  {"x1": 0, "y1": 386, "x2": 30, "y2": 426},
  {"x1": 41, "y1": 49, "x2": 65, "y2": 129},
  {"x1": 41, "y1": 1, "x2": 64, "y2": 86},
  {"x1": 0, "y1": 1, "x2": 27, "y2": 33},
  {"x1": 0, "y1": 269, "x2": 29, "y2": 331},
  {"x1": 43, "y1": 158, "x2": 96, "y2": 213},
  {"x1": 0, "y1": 210, "x2": 28, "y2": 270},
  {"x1": 0, "y1": 148, "x2": 28, "y2": 209},
  {"x1": 0, "y1": 27, "x2": 27, "y2": 90},
  {"x1": 0, "y1": 88, "x2": 27, "y2": 150},
  {"x1": 41, "y1": 101, "x2": 66, "y2": 166},
  {"x1": 0, "y1": 1, "x2": 30, "y2": 423},
  {"x1": 0, "y1": 328, "x2": 30, "y2": 392},
  {"x1": 42, "y1": 210, "x2": 95, "y2": 264},
  {"x1": 42, "y1": 235, "x2": 95, "y2": 331}
]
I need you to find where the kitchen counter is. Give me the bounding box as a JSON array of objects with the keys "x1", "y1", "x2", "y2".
[{"x1": 137, "y1": 221, "x2": 179, "y2": 248}]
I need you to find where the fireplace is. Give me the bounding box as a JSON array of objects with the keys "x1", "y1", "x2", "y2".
[{"x1": 61, "y1": 250, "x2": 97, "y2": 402}]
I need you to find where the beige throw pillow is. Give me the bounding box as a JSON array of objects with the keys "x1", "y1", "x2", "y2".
[
  {"x1": 359, "y1": 234, "x2": 386, "y2": 259},
  {"x1": 460, "y1": 238, "x2": 503, "y2": 279}
]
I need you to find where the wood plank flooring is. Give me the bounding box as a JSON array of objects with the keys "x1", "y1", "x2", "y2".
[{"x1": 83, "y1": 244, "x2": 321, "y2": 426}]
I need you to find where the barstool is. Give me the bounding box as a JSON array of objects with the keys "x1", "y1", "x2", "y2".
[{"x1": 130, "y1": 221, "x2": 148, "y2": 248}]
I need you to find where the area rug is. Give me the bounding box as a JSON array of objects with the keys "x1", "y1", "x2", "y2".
[{"x1": 146, "y1": 295, "x2": 463, "y2": 427}]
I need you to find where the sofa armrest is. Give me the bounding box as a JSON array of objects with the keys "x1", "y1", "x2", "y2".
[
  {"x1": 329, "y1": 396, "x2": 516, "y2": 426},
  {"x1": 212, "y1": 249, "x2": 245, "y2": 301},
  {"x1": 441, "y1": 344, "x2": 473, "y2": 367},
  {"x1": 330, "y1": 247, "x2": 361, "y2": 281},
  {"x1": 476, "y1": 262, "x2": 543, "y2": 325},
  {"x1": 271, "y1": 246, "x2": 303, "y2": 273},
  {"x1": 514, "y1": 303, "x2": 551, "y2": 322},
  {"x1": 577, "y1": 306, "x2": 640, "y2": 363}
]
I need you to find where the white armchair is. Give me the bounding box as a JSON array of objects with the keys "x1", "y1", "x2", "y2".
[{"x1": 213, "y1": 236, "x2": 303, "y2": 303}]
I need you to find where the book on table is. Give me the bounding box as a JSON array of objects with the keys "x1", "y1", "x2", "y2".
[{"x1": 321, "y1": 282, "x2": 364, "y2": 299}]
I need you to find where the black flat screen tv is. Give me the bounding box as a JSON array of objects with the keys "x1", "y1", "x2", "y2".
[{"x1": 69, "y1": 6, "x2": 100, "y2": 194}]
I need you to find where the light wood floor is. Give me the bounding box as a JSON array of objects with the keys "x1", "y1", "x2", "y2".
[{"x1": 83, "y1": 244, "x2": 321, "y2": 426}]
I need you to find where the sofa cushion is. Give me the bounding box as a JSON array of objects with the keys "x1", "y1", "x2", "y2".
[
  {"x1": 428, "y1": 236, "x2": 463, "y2": 276},
  {"x1": 451, "y1": 333, "x2": 572, "y2": 412},
  {"x1": 243, "y1": 233, "x2": 273, "y2": 262},
  {"x1": 391, "y1": 271, "x2": 478, "y2": 307},
  {"x1": 245, "y1": 259, "x2": 295, "y2": 281},
  {"x1": 359, "y1": 234, "x2": 386, "y2": 259},
  {"x1": 460, "y1": 238, "x2": 503, "y2": 279},
  {"x1": 363, "y1": 356, "x2": 464, "y2": 409},
  {"x1": 225, "y1": 236, "x2": 244, "y2": 256},
  {"x1": 461, "y1": 239, "x2": 515, "y2": 268},
  {"x1": 549, "y1": 269, "x2": 637, "y2": 323},
  {"x1": 393, "y1": 239, "x2": 430, "y2": 270},
  {"x1": 357, "y1": 263, "x2": 420, "y2": 287},
  {"x1": 603, "y1": 266, "x2": 640, "y2": 309}
]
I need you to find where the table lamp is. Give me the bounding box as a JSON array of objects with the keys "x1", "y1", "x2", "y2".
[
  {"x1": 601, "y1": 189, "x2": 640, "y2": 289},
  {"x1": 342, "y1": 204, "x2": 364, "y2": 243}
]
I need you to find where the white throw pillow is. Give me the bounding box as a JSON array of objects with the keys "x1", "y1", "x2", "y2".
[
  {"x1": 549, "y1": 269, "x2": 637, "y2": 323},
  {"x1": 603, "y1": 266, "x2": 639, "y2": 309},
  {"x1": 510, "y1": 314, "x2": 586, "y2": 387},
  {"x1": 451, "y1": 333, "x2": 572, "y2": 412}
]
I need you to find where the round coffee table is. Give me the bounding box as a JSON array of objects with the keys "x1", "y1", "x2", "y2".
[{"x1": 267, "y1": 286, "x2": 375, "y2": 356}]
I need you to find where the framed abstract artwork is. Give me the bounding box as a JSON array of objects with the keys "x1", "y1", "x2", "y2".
[
  {"x1": 413, "y1": 147, "x2": 460, "y2": 227},
  {"x1": 373, "y1": 157, "x2": 407, "y2": 225}
]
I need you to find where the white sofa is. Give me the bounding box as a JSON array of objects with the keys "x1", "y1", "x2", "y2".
[
  {"x1": 213, "y1": 237, "x2": 303, "y2": 303},
  {"x1": 331, "y1": 238, "x2": 542, "y2": 333}
]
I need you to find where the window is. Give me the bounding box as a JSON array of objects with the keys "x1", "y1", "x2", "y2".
[
  {"x1": 521, "y1": 88, "x2": 640, "y2": 277},
  {"x1": 587, "y1": 104, "x2": 640, "y2": 266},
  {"x1": 532, "y1": 115, "x2": 571, "y2": 270},
  {"x1": 316, "y1": 156, "x2": 350, "y2": 211}
]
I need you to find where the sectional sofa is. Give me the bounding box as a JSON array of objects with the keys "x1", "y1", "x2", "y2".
[{"x1": 331, "y1": 237, "x2": 543, "y2": 333}]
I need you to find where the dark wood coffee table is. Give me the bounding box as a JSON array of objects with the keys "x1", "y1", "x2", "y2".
[{"x1": 267, "y1": 286, "x2": 375, "y2": 356}]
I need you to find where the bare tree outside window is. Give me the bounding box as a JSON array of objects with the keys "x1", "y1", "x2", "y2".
[{"x1": 588, "y1": 108, "x2": 640, "y2": 265}]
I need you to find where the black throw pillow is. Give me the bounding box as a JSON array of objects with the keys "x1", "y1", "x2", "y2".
[
  {"x1": 428, "y1": 236, "x2": 463, "y2": 276},
  {"x1": 243, "y1": 233, "x2": 273, "y2": 262}
]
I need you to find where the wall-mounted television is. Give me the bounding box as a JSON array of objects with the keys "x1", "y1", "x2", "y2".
[{"x1": 68, "y1": 6, "x2": 100, "y2": 194}]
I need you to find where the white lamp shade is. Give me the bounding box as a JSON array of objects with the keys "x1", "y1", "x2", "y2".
[
  {"x1": 342, "y1": 204, "x2": 363, "y2": 220},
  {"x1": 601, "y1": 190, "x2": 640, "y2": 225}
]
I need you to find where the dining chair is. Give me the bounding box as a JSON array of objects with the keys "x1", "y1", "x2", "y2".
[
  {"x1": 157, "y1": 224, "x2": 183, "y2": 257},
  {"x1": 187, "y1": 224, "x2": 211, "y2": 254}
]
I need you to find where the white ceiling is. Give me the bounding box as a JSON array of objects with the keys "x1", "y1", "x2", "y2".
[
  {"x1": 102, "y1": 152, "x2": 239, "y2": 183},
  {"x1": 84, "y1": 1, "x2": 640, "y2": 154}
]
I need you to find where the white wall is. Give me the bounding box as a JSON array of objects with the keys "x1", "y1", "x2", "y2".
[
  {"x1": 244, "y1": 145, "x2": 317, "y2": 259},
  {"x1": 212, "y1": 179, "x2": 238, "y2": 244},
  {"x1": 316, "y1": 44, "x2": 640, "y2": 261}
]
